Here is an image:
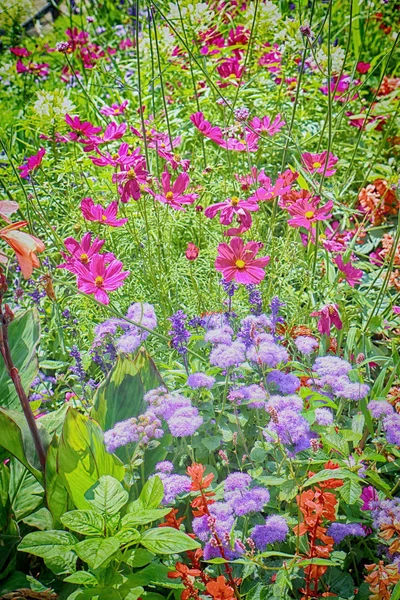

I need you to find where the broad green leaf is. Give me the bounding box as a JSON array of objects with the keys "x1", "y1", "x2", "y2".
[
  {"x1": 125, "y1": 588, "x2": 144, "y2": 600},
  {"x1": 140, "y1": 527, "x2": 200, "y2": 554},
  {"x1": 22, "y1": 508, "x2": 53, "y2": 530},
  {"x1": 296, "y1": 558, "x2": 339, "y2": 567},
  {"x1": 121, "y1": 566, "x2": 183, "y2": 590},
  {"x1": 121, "y1": 508, "x2": 171, "y2": 527},
  {"x1": 0, "y1": 408, "x2": 50, "y2": 482},
  {"x1": 391, "y1": 581, "x2": 400, "y2": 600},
  {"x1": 57, "y1": 408, "x2": 124, "y2": 510},
  {"x1": 137, "y1": 476, "x2": 164, "y2": 509},
  {"x1": 91, "y1": 351, "x2": 163, "y2": 432},
  {"x1": 64, "y1": 571, "x2": 98, "y2": 585},
  {"x1": 0, "y1": 463, "x2": 10, "y2": 530},
  {"x1": 351, "y1": 413, "x2": 365, "y2": 435},
  {"x1": 85, "y1": 475, "x2": 128, "y2": 517},
  {"x1": 278, "y1": 480, "x2": 298, "y2": 502},
  {"x1": 304, "y1": 468, "x2": 359, "y2": 488},
  {"x1": 45, "y1": 549, "x2": 78, "y2": 575},
  {"x1": 19, "y1": 530, "x2": 78, "y2": 559},
  {"x1": 115, "y1": 527, "x2": 140, "y2": 544},
  {"x1": 61, "y1": 510, "x2": 105, "y2": 536},
  {"x1": 75, "y1": 537, "x2": 120, "y2": 570},
  {"x1": 339, "y1": 479, "x2": 362, "y2": 505},
  {"x1": 122, "y1": 548, "x2": 154, "y2": 568},
  {"x1": 365, "y1": 470, "x2": 391, "y2": 495},
  {"x1": 45, "y1": 434, "x2": 69, "y2": 528},
  {"x1": 321, "y1": 432, "x2": 349, "y2": 456},
  {"x1": 9, "y1": 458, "x2": 43, "y2": 522},
  {"x1": 0, "y1": 309, "x2": 40, "y2": 411}
]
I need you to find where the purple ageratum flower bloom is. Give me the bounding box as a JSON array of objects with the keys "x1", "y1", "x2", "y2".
[
  {"x1": 313, "y1": 356, "x2": 352, "y2": 378},
  {"x1": 327, "y1": 522, "x2": 366, "y2": 544},
  {"x1": 267, "y1": 370, "x2": 300, "y2": 395},
  {"x1": 237, "y1": 314, "x2": 270, "y2": 348},
  {"x1": 203, "y1": 541, "x2": 242, "y2": 561},
  {"x1": 187, "y1": 372, "x2": 216, "y2": 389},
  {"x1": 251, "y1": 515, "x2": 289, "y2": 550},
  {"x1": 145, "y1": 389, "x2": 191, "y2": 420},
  {"x1": 229, "y1": 487, "x2": 270, "y2": 516},
  {"x1": 368, "y1": 400, "x2": 394, "y2": 419},
  {"x1": 370, "y1": 498, "x2": 400, "y2": 529},
  {"x1": 204, "y1": 326, "x2": 233, "y2": 345},
  {"x1": 265, "y1": 409, "x2": 311, "y2": 449},
  {"x1": 269, "y1": 296, "x2": 285, "y2": 340},
  {"x1": 246, "y1": 284, "x2": 263, "y2": 315},
  {"x1": 156, "y1": 472, "x2": 191, "y2": 504},
  {"x1": 104, "y1": 410, "x2": 163, "y2": 453},
  {"x1": 167, "y1": 406, "x2": 203, "y2": 437},
  {"x1": 340, "y1": 382, "x2": 370, "y2": 400},
  {"x1": 247, "y1": 341, "x2": 289, "y2": 367},
  {"x1": 360, "y1": 486, "x2": 378, "y2": 511},
  {"x1": 240, "y1": 384, "x2": 267, "y2": 408},
  {"x1": 116, "y1": 333, "x2": 141, "y2": 353},
  {"x1": 156, "y1": 460, "x2": 174, "y2": 473},
  {"x1": 383, "y1": 413, "x2": 400, "y2": 445},
  {"x1": 224, "y1": 472, "x2": 252, "y2": 492},
  {"x1": 266, "y1": 394, "x2": 303, "y2": 413},
  {"x1": 315, "y1": 374, "x2": 350, "y2": 396},
  {"x1": 295, "y1": 335, "x2": 319, "y2": 355},
  {"x1": 168, "y1": 310, "x2": 191, "y2": 355},
  {"x1": 315, "y1": 407, "x2": 334, "y2": 425},
  {"x1": 126, "y1": 302, "x2": 157, "y2": 330},
  {"x1": 210, "y1": 341, "x2": 246, "y2": 368}
]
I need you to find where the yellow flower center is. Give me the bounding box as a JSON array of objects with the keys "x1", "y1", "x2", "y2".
[
  {"x1": 312, "y1": 161, "x2": 322, "y2": 168},
  {"x1": 112, "y1": 153, "x2": 119, "y2": 160},
  {"x1": 80, "y1": 253, "x2": 89, "y2": 263},
  {"x1": 235, "y1": 259, "x2": 246, "y2": 269},
  {"x1": 305, "y1": 210, "x2": 315, "y2": 219},
  {"x1": 174, "y1": 154, "x2": 181, "y2": 162},
  {"x1": 127, "y1": 168, "x2": 136, "y2": 179},
  {"x1": 101, "y1": 214, "x2": 107, "y2": 221},
  {"x1": 231, "y1": 196, "x2": 240, "y2": 206},
  {"x1": 95, "y1": 276, "x2": 104, "y2": 286},
  {"x1": 165, "y1": 191, "x2": 174, "y2": 200}
]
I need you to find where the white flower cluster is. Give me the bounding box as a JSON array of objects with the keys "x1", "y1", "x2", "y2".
[
  {"x1": 32, "y1": 90, "x2": 75, "y2": 125},
  {"x1": 244, "y1": 0, "x2": 281, "y2": 30},
  {"x1": 315, "y1": 45, "x2": 345, "y2": 74},
  {"x1": 167, "y1": 2, "x2": 212, "y2": 24}
]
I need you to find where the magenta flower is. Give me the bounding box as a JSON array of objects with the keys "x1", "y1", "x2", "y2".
[
  {"x1": 215, "y1": 237, "x2": 270, "y2": 284},
  {"x1": 65, "y1": 114, "x2": 102, "y2": 140},
  {"x1": 58, "y1": 232, "x2": 115, "y2": 273},
  {"x1": 287, "y1": 196, "x2": 333, "y2": 231},
  {"x1": 81, "y1": 197, "x2": 128, "y2": 227},
  {"x1": 112, "y1": 160, "x2": 149, "y2": 203},
  {"x1": 18, "y1": 148, "x2": 46, "y2": 179},
  {"x1": 10, "y1": 47, "x2": 31, "y2": 57},
  {"x1": 356, "y1": 62, "x2": 370, "y2": 74},
  {"x1": 90, "y1": 143, "x2": 141, "y2": 168},
  {"x1": 204, "y1": 196, "x2": 259, "y2": 232},
  {"x1": 360, "y1": 486, "x2": 378, "y2": 510},
  {"x1": 16, "y1": 60, "x2": 50, "y2": 77},
  {"x1": 75, "y1": 254, "x2": 129, "y2": 304},
  {"x1": 310, "y1": 304, "x2": 343, "y2": 335},
  {"x1": 102, "y1": 121, "x2": 127, "y2": 142},
  {"x1": 393, "y1": 306, "x2": 400, "y2": 315},
  {"x1": 153, "y1": 171, "x2": 198, "y2": 211},
  {"x1": 249, "y1": 114, "x2": 285, "y2": 136},
  {"x1": 248, "y1": 176, "x2": 291, "y2": 202},
  {"x1": 334, "y1": 255, "x2": 363, "y2": 287},
  {"x1": 301, "y1": 151, "x2": 338, "y2": 177},
  {"x1": 258, "y1": 44, "x2": 282, "y2": 73},
  {"x1": 190, "y1": 112, "x2": 224, "y2": 145},
  {"x1": 100, "y1": 100, "x2": 129, "y2": 116}
]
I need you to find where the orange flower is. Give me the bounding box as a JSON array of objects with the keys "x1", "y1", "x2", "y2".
[
  {"x1": 159, "y1": 508, "x2": 185, "y2": 529},
  {"x1": 365, "y1": 561, "x2": 400, "y2": 600},
  {"x1": 0, "y1": 221, "x2": 45, "y2": 279},
  {"x1": 187, "y1": 463, "x2": 214, "y2": 491},
  {"x1": 206, "y1": 576, "x2": 235, "y2": 600}
]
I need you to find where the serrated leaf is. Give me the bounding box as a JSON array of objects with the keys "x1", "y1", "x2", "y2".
[
  {"x1": 61, "y1": 510, "x2": 105, "y2": 536},
  {"x1": 75, "y1": 537, "x2": 120, "y2": 570},
  {"x1": 85, "y1": 475, "x2": 128, "y2": 517},
  {"x1": 140, "y1": 527, "x2": 200, "y2": 554},
  {"x1": 339, "y1": 479, "x2": 362, "y2": 504},
  {"x1": 278, "y1": 480, "x2": 298, "y2": 501}
]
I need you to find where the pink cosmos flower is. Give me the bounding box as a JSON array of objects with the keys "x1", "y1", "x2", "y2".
[
  {"x1": 319, "y1": 75, "x2": 359, "y2": 102},
  {"x1": 152, "y1": 171, "x2": 198, "y2": 211},
  {"x1": 90, "y1": 143, "x2": 141, "y2": 168},
  {"x1": 216, "y1": 57, "x2": 243, "y2": 87},
  {"x1": 334, "y1": 255, "x2": 363, "y2": 287},
  {"x1": 248, "y1": 176, "x2": 291, "y2": 202},
  {"x1": 100, "y1": 100, "x2": 129, "y2": 116},
  {"x1": 190, "y1": 112, "x2": 224, "y2": 145},
  {"x1": 16, "y1": 60, "x2": 50, "y2": 77},
  {"x1": 65, "y1": 114, "x2": 102, "y2": 140},
  {"x1": 393, "y1": 306, "x2": 400, "y2": 315},
  {"x1": 360, "y1": 486, "x2": 378, "y2": 510},
  {"x1": 310, "y1": 304, "x2": 343, "y2": 335},
  {"x1": 112, "y1": 159, "x2": 149, "y2": 203},
  {"x1": 185, "y1": 243, "x2": 199, "y2": 260},
  {"x1": 58, "y1": 232, "x2": 115, "y2": 273},
  {"x1": 356, "y1": 62, "x2": 370, "y2": 74},
  {"x1": 301, "y1": 151, "x2": 338, "y2": 177},
  {"x1": 249, "y1": 114, "x2": 285, "y2": 136},
  {"x1": 0, "y1": 200, "x2": 19, "y2": 223},
  {"x1": 198, "y1": 27, "x2": 224, "y2": 56},
  {"x1": 74, "y1": 254, "x2": 129, "y2": 305},
  {"x1": 18, "y1": 148, "x2": 46, "y2": 179},
  {"x1": 287, "y1": 196, "x2": 333, "y2": 231},
  {"x1": 80, "y1": 197, "x2": 128, "y2": 227},
  {"x1": 102, "y1": 122, "x2": 126, "y2": 142},
  {"x1": 258, "y1": 44, "x2": 282, "y2": 73},
  {"x1": 10, "y1": 47, "x2": 31, "y2": 57},
  {"x1": 215, "y1": 237, "x2": 270, "y2": 284},
  {"x1": 205, "y1": 196, "x2": 259, "y2": 232}
]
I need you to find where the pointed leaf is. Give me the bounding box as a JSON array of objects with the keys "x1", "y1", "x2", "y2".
[
  {"x1": 140, "y1": 527, "x2": 200, "y2": 554},
  {"x1": 61, "y1": 510, "x2": 105, "y2": 536},
  {"x1": 84, "y1": 475, "x2": 128, "y2": 517},
  {"x1": 75, "y1": 537, "x2": 120, "y2": 570}
]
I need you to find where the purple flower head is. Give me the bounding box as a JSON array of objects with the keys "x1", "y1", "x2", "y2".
[
  {"x1": 116, "y1": 333, "x2": 141, "y2": 353},
  {"x1": 203, "y1": 541, "x2": 242, "y2": 561},
  {"x1": 315, "y1": 407, "x2": 334, "y2": 425},
  {"x1": 167, "y1": 406, "x2": 203, "y2": 437},
  {"x1": 240, "y1": 384, "x2": 267, "y2": 408},
  {"x1": 267, "y1": 370, "x2": 300, "y2": 395},
  {"x1": 210, "y1": 341, "x2": 246, "y2": 368},
  {"x1": 295, "y1": 336, "x2": 319, "y2": 355},
  {"x1": 368, "y1": 400, "x2": 394, "y2": 419},
  {"x1": 229, "y1": 487, "x2": 270, "y2": 516},
  {"x1": 156, "y1": 472, "x2": 191, "y2": 504},
  {"x1": 313, "y1": 356, "x2": 352, "y2": 378},
  {"x1": 187, "y1": 372, "x2": 216, "y2": 389},
  {"x1": 383, "y1": 413, "x2": 400, "y2": 445},
  {"x1": 340, "y1": 382, "x2": 370, "y2": 400},
  {"x1": 224, "y1": 472, "x2": 252, "y2": 492},
  {"x1": 104, "y1": 410, "x2": 163, "y2": 453},
  {"x1": 269, "y1": 296, "x2": 285, "y2": 340},
  {"x1": 266, "y1": 394, "x2": 303, "y2": 413},
  {"x1": 327, "y1": 522, "x2": 366, "y2": 544},
  {"x1": 237, "y1": 314, "x2": 270, "y2": 348},
  {"x1": 156, "y1": 460, "x2": 174, "y2": 473},
  {"x1": 265, "y1": 409, "x2": 311, "y2": 448},
  {"x1": 246, "y1": 284, "x2": 263, "y2": 315},
  {"x1": 247, "y1": 341, "x2": 289, "y2": 367},
  {"x1": 204, "y1": 326, "x2": 233, "y2": 345},
  {"x1": 168, "y1": 310, "x2": 191, "y2": 355},
  {"x1": 360, "y1": 486, "x2": 379, "y2": 511},
  {"x1": 251, "y1": 515, "x2": 289, "y2": 550},
  {"x1": 221, "y1": 277, "x2": 238, "y2": 297},
  {"x1": 127, "y1": 302, "x2": 157, "y2": 330}
]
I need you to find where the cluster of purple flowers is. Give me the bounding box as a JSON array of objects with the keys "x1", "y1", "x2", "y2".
[
  {"x1": 153, "y1": 462, "x2": 191, "y2": 504},
  {"x1": 294, "y1": 335, "x2": 319, "y2": 355},
  {"x1": 144, "y1": 386, "x2": 203, "y2": 437},
  {"x1": 367, "y1": 400, "x2": 400, "y2": 445},
  {"x1": 187, "y1": 372, "x2": 216, "y2": 389},
  {"x1": 327, "y1": 522, "x2": 366, "y2": 544},
  {"x1": 312, "y1": 356, "x2": 370, "y2": 400},
  {"x1": 251, "y1": 515, "x2": 289, "y2": 550},
  {"x1": 223, "y1": 472, "x2": 270, "y2": 516},
  {"x1": 168, "y1": 310, "x2": 191, "y2": 355},
  {"x1": 104, "y1": 410, "x2": 164, "y2": 453},
  {"x1": 264, "y1": 393, "x2": 315, "y2": 454}
]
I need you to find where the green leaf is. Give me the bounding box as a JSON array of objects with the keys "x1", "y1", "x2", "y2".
[
  {"x1": 0, "y1": 309, "x2": 40, "y2": 411},
  {"x1": 61, "y1": 510, "x2": 105, "y2": 536},
  {"x1": 122, "y1": 566, "x2": 183, "y2": 590},
  {"x1": 85, "y1": 475, "x2": 128, "y2": 517},
  {"x1": 91, "y1": 351, "x2": 163, "y2": 432},
  {"x1": 128, "y1": 476, "x2": 164, "y2": 513},
  {"x1": 352, "y1": 413, "x2": 365, "y2": 435},
  {"x1": 278, "y1": 480, "x2": 298, "y2": 501},
  {"x1": 365, "y1": 470, "x2": 391, "y2": 495},
  {"x1": 19, "y1": 530, "x2": 78, "y2": 559},
  {"x1": 57, "y1": 408, "x2": 125, "y2": 510},
  {"x1": 45, "y1": 434, "x2": 69, "y2": 528},
  {"x1": 75, "y1": 537, "x2": 120, "y2": 570},
  {"x1": 64, "y1": 571, "x2": 98, "y2": 585},
  {"x1": 339, "y1": 479, "x2": 362, "y2": 505},
  {"x1": 22, "y1": 508, "x2": 53, "y2": 530},
  {"x1": 116, "y1": 527, "x2": 140, "y2": 544},
  {"x1": 202, "y1": 436, "x2": 221, "y2": 451},
  {"x1": 304, "y1": 468, "x2": 359, "y2": 488},
  {"x1": 296, "y1": 558, "x2": 339, "y2": 567},
  {"x1": 125, "y1": 587, "x2": 144, "y2": 600},
  {"x1": 9, "y1": 458, "x2": 43, "y2": 521},
  {"x1": 320, "y1": 432, "x2": 349, "y2": 456},
  {"x1": 0, "y1": 408, "x2": 50, "y2": 482},
  {"x1": 0, "y1": 463, "x2": 10, "y2": 529},
  {"x1": 122, "y1": 508, "x2": 171, "y2": 527},
  {"x1": 122, "y1": 548, "x2": 154, "y2": 568},
  {"x1": 391, "y1": 581, "x2": 400, "y2": 600},
  {"x1": 140, "y1": 527, "x2": 200, "y2": 555}
]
